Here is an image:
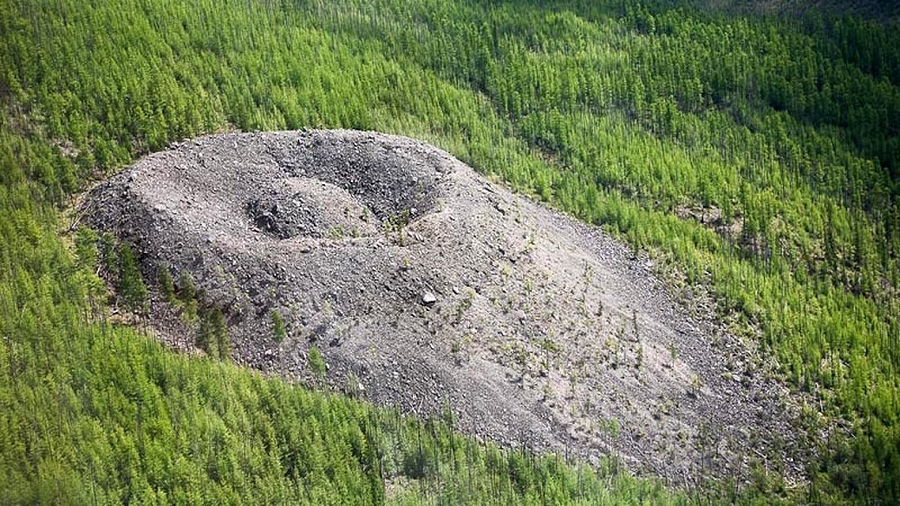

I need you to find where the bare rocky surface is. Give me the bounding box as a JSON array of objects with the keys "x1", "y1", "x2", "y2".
[{"x1": 87, "y1": 129, "x2": 809, "y2": 485}]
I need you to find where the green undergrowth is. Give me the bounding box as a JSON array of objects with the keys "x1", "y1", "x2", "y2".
[{"x1": 1, "y1": 0, "x2": 899, "y2": 503}]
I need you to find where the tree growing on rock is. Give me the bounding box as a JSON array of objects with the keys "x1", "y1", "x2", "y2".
[
  {"x1": 158, "y1": 265, "x2": 176, "y2": 304},
  {"x1": 212, "y1": 308, "x2": 231, "y2": 361},
  {"x1": 271, "y1": 310, "x2": 287, "y2": 343},
  {"x1": 308, "y1": 346, "x2": 326, "y2": 379},
  {"x1": 178, "y1": 270, "x2": 198, "y2": 323},
  {"x1": 197, "y1": 305, "x2": 229, "y2": 360}
]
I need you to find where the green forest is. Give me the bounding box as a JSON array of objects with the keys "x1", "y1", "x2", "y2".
[{"x1": 1, "y1": 0, "x2": 899, "y2": 503}]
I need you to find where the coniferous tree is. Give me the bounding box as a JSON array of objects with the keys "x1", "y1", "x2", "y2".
[
  {"x1": 118, "y1": 243, "x2": 148, "y2": 315},
  {"x1": 178, "y1": 270, "x2": 198, "y2": 322},
  {"x1": 158, "y1": 266, "x2": 176, "y2": 304},
  {"x1": 271, "y1": 310, "x2": 287, "y2": 343},
  {"x1": 308, "y1": 346, "x2": 326, "y2": 378},
  {"x1": 209, "y1": 307, "x2": 230, "y2": 360}
]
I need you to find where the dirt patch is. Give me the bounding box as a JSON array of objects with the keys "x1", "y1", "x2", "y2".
[{"x1": 86, "y1": 129, "x2": 809, "y2": 485}]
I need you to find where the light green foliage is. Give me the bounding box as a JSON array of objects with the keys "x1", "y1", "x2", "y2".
[
  {"x1": 271, "y1": 309, "x2": 287, "y2": 343},
  {"x1": 74, "y1": 226, "x2": 99, "y2": 271},
  {"x1": 1, "y1": 0, "x2": 898, "y2": 503},
  {"x1": 73, "y1": 226, "x2": 105, "y2": 313},
  {"x1": 99, "y1": 232, "x2": 118, "y2": 279},
  {"x1": 308, "y1": 346, "x2": 326, "y2": 377}
]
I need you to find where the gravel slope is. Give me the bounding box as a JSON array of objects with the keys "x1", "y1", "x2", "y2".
[{"x1": 87, "y1": 129, "x2": 809, "y2": 484}]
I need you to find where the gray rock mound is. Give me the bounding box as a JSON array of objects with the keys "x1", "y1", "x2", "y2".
[{"x1": 87, "y1": 129, "x2": 809, "y2": 485}]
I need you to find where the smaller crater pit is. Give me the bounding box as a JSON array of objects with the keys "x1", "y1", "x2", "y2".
[{"x1": 246, "y1": 178, "x2": 380, "y2": 239}]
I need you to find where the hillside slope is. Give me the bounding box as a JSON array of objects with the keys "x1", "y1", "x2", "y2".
[
  {"x1": 88, "y1": 129, "x2": 808, "y2": 484},
  {"x1": 1, "y1": 0, "x2": 899, "y2": 503}
]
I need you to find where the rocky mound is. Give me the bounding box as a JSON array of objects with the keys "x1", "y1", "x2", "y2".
[{"x1": 87, "y1": 130, "x2": 808, "y2": 484}]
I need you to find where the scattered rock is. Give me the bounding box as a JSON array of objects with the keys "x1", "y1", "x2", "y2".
[{"x1": 88, "y1": 129, "x2": 809, "y2": 486}]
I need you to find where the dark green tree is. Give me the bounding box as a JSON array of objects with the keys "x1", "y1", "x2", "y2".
[
  {"x1": 118, "y1": 243, "x2": 148, "y2": 314},
  {"x1": 158, "y1": 265, "x2": 175, "y2": 304},
  {"x1": 209, "y1": 307, "x2": 230, "y2": 360}
]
